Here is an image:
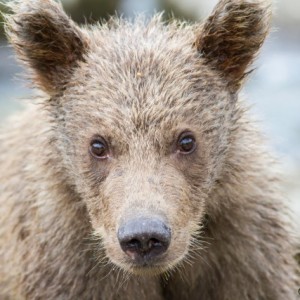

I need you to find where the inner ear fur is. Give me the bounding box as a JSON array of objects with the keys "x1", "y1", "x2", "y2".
[
  {"x1": 196, "y1": 0, "x2": 272, "y2": 92},
  {"x1": 5, "y1": 0, "x2": 90, "y2": 94}
]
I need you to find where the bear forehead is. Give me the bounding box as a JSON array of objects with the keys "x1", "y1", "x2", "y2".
[
  {"x1": 79, "y1": 20, "x2": 219, "y2": 94},
  {"x1": 61, "y1": 21, "x2": 229, "y2": 135}
]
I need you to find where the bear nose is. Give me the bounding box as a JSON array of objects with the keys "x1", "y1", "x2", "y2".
[{"x1": 117, "y1": 217, "x2": 171, "y2": 263}]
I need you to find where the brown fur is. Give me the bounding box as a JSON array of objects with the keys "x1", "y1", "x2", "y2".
[{"x1": 0, "y1": 0, "x2": 299, "y2": 299}]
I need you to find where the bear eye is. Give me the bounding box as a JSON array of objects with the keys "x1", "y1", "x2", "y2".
[
  {"x1": 177, "y1": 132, "x2": 196, "y2": 154},
  {"x1": 90, "y1": 138, "x2": 109, "y2": 159}
]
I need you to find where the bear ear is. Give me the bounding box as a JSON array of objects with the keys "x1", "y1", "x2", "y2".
[
  {"x1": 5, "y1": 0, "x2": 90, "y2": 94},
  {"x1": 196, "y1": 0, "x2": 271, "y2": 92}
]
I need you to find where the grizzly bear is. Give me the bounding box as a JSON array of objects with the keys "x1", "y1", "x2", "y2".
[{"x1": 0, "y1": 0, "x2": 299, "y2": 299}]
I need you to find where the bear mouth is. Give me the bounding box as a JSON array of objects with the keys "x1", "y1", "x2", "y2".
[
  {"x1": 117, "y1": 253, "x2": 186, "y2": 276},
  {"x1": 121, "y1": 253, "x2": 169, "y2": 274},
  {"x1": 127, "y1": 263, "x2": 171, "y2": 276}
]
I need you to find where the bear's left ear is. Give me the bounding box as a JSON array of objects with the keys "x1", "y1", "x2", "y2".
[
  {"x1": 196, "y1": 0, "x2": 271, "y2": 92},
  {"x1": 5, "y1": 0, "x2": 90, "y2": 94}
]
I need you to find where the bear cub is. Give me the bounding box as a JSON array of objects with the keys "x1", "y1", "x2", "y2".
[{"x1": 0, "y1": 0, "x2": 299, "y2": 299}]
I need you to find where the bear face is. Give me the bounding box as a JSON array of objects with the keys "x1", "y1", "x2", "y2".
[
  {"x1": 5, "y1": 0, "x2": 271, "y2": 275},
  {"x1": 51, "y1": 19, "x2": 235, "y2": 274}
]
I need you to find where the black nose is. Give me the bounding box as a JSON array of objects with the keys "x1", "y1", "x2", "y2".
[{"x1": 117, "y1": 217, "x2": 171, "y2": 263}]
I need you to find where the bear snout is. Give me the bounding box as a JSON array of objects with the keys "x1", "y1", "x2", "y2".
[{"x1": 117, "y1": 217, "x2": 171, "y2": 264}]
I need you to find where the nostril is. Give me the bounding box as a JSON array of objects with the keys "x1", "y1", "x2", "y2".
[
  {"x1": 148, "y1": 238, "x2": 162, "y2": 250},
  {"x1": 126, "y1": 239, "x2": 141, "y2": 250}
]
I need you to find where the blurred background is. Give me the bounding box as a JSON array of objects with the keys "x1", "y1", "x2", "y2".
[{"x1": 0, "y1": 0, "x2": 299, "y2": 229}]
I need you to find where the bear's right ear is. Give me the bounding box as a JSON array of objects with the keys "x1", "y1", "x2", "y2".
[{"x1": 5, "y1": 0, "x2": 90, "y2": 94}]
